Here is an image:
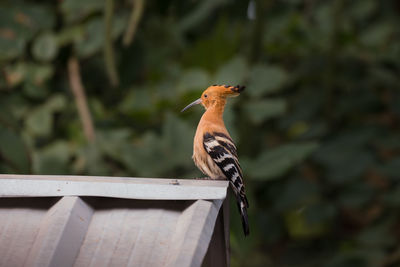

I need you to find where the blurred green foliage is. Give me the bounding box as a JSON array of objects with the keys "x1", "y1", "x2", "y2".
[{"x1": 1, "y1": 0, "x2": 400, "y2": 266}]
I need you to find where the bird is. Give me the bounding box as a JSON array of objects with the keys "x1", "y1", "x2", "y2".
[{"x1": 181, "y1": 84, "x2": 249, "y2": 236}]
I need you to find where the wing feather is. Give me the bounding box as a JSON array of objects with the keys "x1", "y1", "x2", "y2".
[
  {"x1": 203, "y1": 131, "x2": 250, "y2": 235},
  {"x1": 203, "y1": 132, "x2": 248, "y2": 207}
]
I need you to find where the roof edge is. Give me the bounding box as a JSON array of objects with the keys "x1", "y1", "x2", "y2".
[{"x1": 0, "y1": 175, "x2": 229, "y2": 200}]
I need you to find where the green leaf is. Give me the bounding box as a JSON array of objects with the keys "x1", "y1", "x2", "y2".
[
  {"x1": 55, "y1": 25, "x2": 85, "y2": 46},
  {"x1": 75, "y1": 144, "x2": 110, "y2": 176},
  {"x1": 285, "y1": 209, "x2": 328, "y2": 239},
  {"x1": 383, "y1": 185, "x2": 400, "y2": 206},
  {"x1": 247, "y1": 65, "x2": 288, "y2": 97},
  {"x1": 3, "y1": 62, "x2": 26, "y2": 87},
  {"x1": 61, "y1": 0, "x2": 104, "y2": 24},
  {"x1": 247, "y1": 142, "x2": 319, "y2": 181},
  {"x1": 244, "y1": 98, "x2": 287, "y2": 124},
  {"x1": 356, "y1": 220, "x2": 396, "y2": 247},
  {"x1": 304, "y1": 202, "x2": 336, "y2": 226},
  {"x1": 377, "y1": 157, "x2": 400, "y2": 181},
  {"x1": 178, "y1": 0, "x2": 228, "y2": 33},
  {"x1": 0, "y1": 3, "x2": 55, "y2": 60},
  {"x1": 161, "y1": 113, "x2": 194, "y2": 167},
  {"x1": 120, "y1": 113, "x2": 194, "y2": 177},
  {"x1": 25, "y1": 94, "x2": 66, "y2": 137},
  {"x1": 32, "y1": 32, "x2": 58, "y2": 61},
  {"x1": 33, "y1": 141, "x2": 70, "y2": 174},
  {"x1": 325, "y1": 251, "x2": 374, "y2": 267},
  {"x1": 23, "y1": 82, "x2": 48, "y2": 99},
  {"x1": 121, "y1": 132, "x2": 164, "y2": 176},
  {"x1": 25, "y1": 106, "x2": 52, "y2": 137},
  {"x1": 349, "y1": 0, "x2": 376, "y2": 21},
  {"x1": 177, "y1": 68, "x2": 210, "y2": 93},
  {"x1": 326, "y1": 150, "x2": 374, "y2": 184},
  {"x1": 96, "y1": 128, "x2": 131, "y2": 161},
  {"x1": 274, "y1": 178, "x2": 319, "y2": 211},
  {"x1": 46, "y1": 94, "x2": 67, "y2": 111},
  {"x1": 75, "y1": 15, "x2": 128, "y2": 58},
  {"x1": 4, "y1": 62, "x2": 54, "y2": 88},
  {"x1": 222, "y1": 104, "x2": 238, "y2": 141},
  {"x1": 74, "y1": 18, "x2": 103, "y2": 57},
  {"x1": 313, "y1": 129, "x2": 377, "y2": 184},
  {"x1": 338, "y1": 183, "x2": 374, "y2": 209},
  {"x1": 0, "y1": 34, "x2": 25, "y2": 61},
  {"x1": 182, "y1": 18, "x2": 240, "y2": 71},
  {"x1": 360, "y1": 22, "x2": 393, "y2": 48},
  {"x1": 313, "y1": 2, "x2": 335, "y2": 46},
  {"x1": 119, "y1": 87, "x2": 153, "y2": 113},
  {"x1": 213, "y1": 56, "x2": 248, "y2": 85},
  {"x1": 0, "y1": 100, "x2": 19, "y2": 129},
  {"x1": 0, "y1": 125, "x2": 31, "y2": 173}
]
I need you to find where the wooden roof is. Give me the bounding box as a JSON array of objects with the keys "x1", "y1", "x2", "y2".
[{"x1": 0, "y1": 175, "x2": 230, "y2": 267}]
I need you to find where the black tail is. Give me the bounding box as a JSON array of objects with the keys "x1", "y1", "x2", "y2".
[{"x1": 235, "y1": 194, "x2": 249, "y2": 236}]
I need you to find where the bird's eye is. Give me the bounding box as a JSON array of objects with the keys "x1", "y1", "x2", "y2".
[{"x1": 204, "y1": 94, "x2": 208, "y2": 98}]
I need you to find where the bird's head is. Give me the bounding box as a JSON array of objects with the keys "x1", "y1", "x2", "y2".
[{"x1": 181, "y1": 84, "x2": 245, "y2": 112}]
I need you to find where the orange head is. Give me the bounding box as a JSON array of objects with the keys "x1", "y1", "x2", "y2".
[{"x1": 181, "y1": 84, "x2": 245, "y2": 112}]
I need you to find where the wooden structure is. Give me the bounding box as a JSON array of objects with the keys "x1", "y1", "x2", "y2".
[{"x1": 0, "y1": 175, "x2": 230, "y2": 267}]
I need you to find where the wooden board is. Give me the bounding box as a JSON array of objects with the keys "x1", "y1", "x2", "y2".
[{"x1": 0, "y1": 175, "x2": 228, "y2": 201}]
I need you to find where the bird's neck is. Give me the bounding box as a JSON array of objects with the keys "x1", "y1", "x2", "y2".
[{"x1": 201, "y1": 99, "x2": 226, "y2": 126}]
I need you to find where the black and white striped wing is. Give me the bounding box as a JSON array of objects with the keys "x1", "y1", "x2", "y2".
[
  {"x1": 203, "y1": 131, "x2": 250, "y2": 235},
  {"x1": 203, "y1": 132, "x2": 248, "y2": 206}
]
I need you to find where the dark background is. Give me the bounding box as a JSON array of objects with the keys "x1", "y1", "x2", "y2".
[{"x1": 1, "y1": 0, "x2": 400, "y2": 266}]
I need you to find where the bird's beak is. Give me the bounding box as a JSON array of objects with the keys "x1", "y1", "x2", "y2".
[{"x1": 181, "y1": 98, "x2": 202, "y2": 112}]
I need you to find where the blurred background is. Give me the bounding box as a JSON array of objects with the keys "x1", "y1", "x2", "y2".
[{"x1": 1, "y1": 0, "x2": 400, "y2": 266}]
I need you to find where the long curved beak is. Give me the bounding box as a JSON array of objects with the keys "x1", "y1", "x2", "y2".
[{"x1": 181, "y1": 98, "x2": 202, "y2": 112}]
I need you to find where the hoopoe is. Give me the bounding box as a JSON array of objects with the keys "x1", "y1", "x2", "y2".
[{"x1": 182, "y1": 84, "x2": 249, "y2": 236}]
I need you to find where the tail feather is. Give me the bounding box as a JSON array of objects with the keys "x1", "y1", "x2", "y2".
[
  {"x1": 230, "y1": 183, "x2": 250, "y2": 236},
  {"x1": 244, "y1": 194, "x2": 249, "y2": 208},
  {"x1": 237, "y1": 200, "x2": 249, "y2": 236},
  {"x1": 235, "y1": 194, "x2": 249, "y2": 236}
]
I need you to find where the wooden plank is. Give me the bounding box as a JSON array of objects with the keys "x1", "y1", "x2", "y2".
[
  {"x1": 0, "y1": 175, "x2": 228, "y2": 201},
  {"x1": 222, "y1": 195, "x2": 230, "y2": 267},
  {"x1": 126, "y1": 209, "x2": 178, "y2": 267},
  {"x1": 202, "y1": 196, "x2": 230, "y2": 267},
  {"x1": 75, "y1": 208, "x2": 131, "y2": 267},
  {"x1": 0, "y1": 196, "x2": 228, "y2": 267},
  {"x1": 165, "y1": 199, "x2": 223, "y2": 267},
  {"x1": 24, "y1": 197, "x2": 93, "y2": 267},
  {"x1": 0, "y1": 176, "x2": 230, "y2": 266},
  {"x1": 74, "y1": 199, "x2": 186, "y2": 267},
  {"x1": 0, "y1": 174, "x2": 228, "y2": 187},
  {"x1": 0, "y1": 205, "x2": 45, "y2": 267}
]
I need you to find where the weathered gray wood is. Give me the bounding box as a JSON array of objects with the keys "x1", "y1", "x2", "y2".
[
  {"x1": 0, "y1": 176, "x2": 230, "y2": 267},
  {"x1": 74, "y1": 201, "x2": 183, "y2": 267},
  {"x1": 165, "y1": 199, "x2": 223, "y2": 267},
  {"x1": 223, "y1": 194, "x2": 230, "y2": 267},
  {"x1": 24, "y1": 197, "x2": 93, "y2": 267},
  {"x1": 0, "y1": 200, "x2": 47, "y2": 267},
  {"x1": 74, "y1": 199, "x2": 223, "y2": 267},
  {"x1": 0, "y1": 175, "x2": 228, "y2": 200},
  {"x1": 126, "y1": 209, "x2": 178, "y2": 267},
  {"x1": 202, "y1": 196, "x2": 230, "y2": 267}
]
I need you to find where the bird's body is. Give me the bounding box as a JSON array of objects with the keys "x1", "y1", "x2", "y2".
[
  {"x1": 182, "y1": 84, "x2": 249, "y2": 236},
  {"x1": 192, "y1": 101, "x2": 227, "y2": 179}
]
